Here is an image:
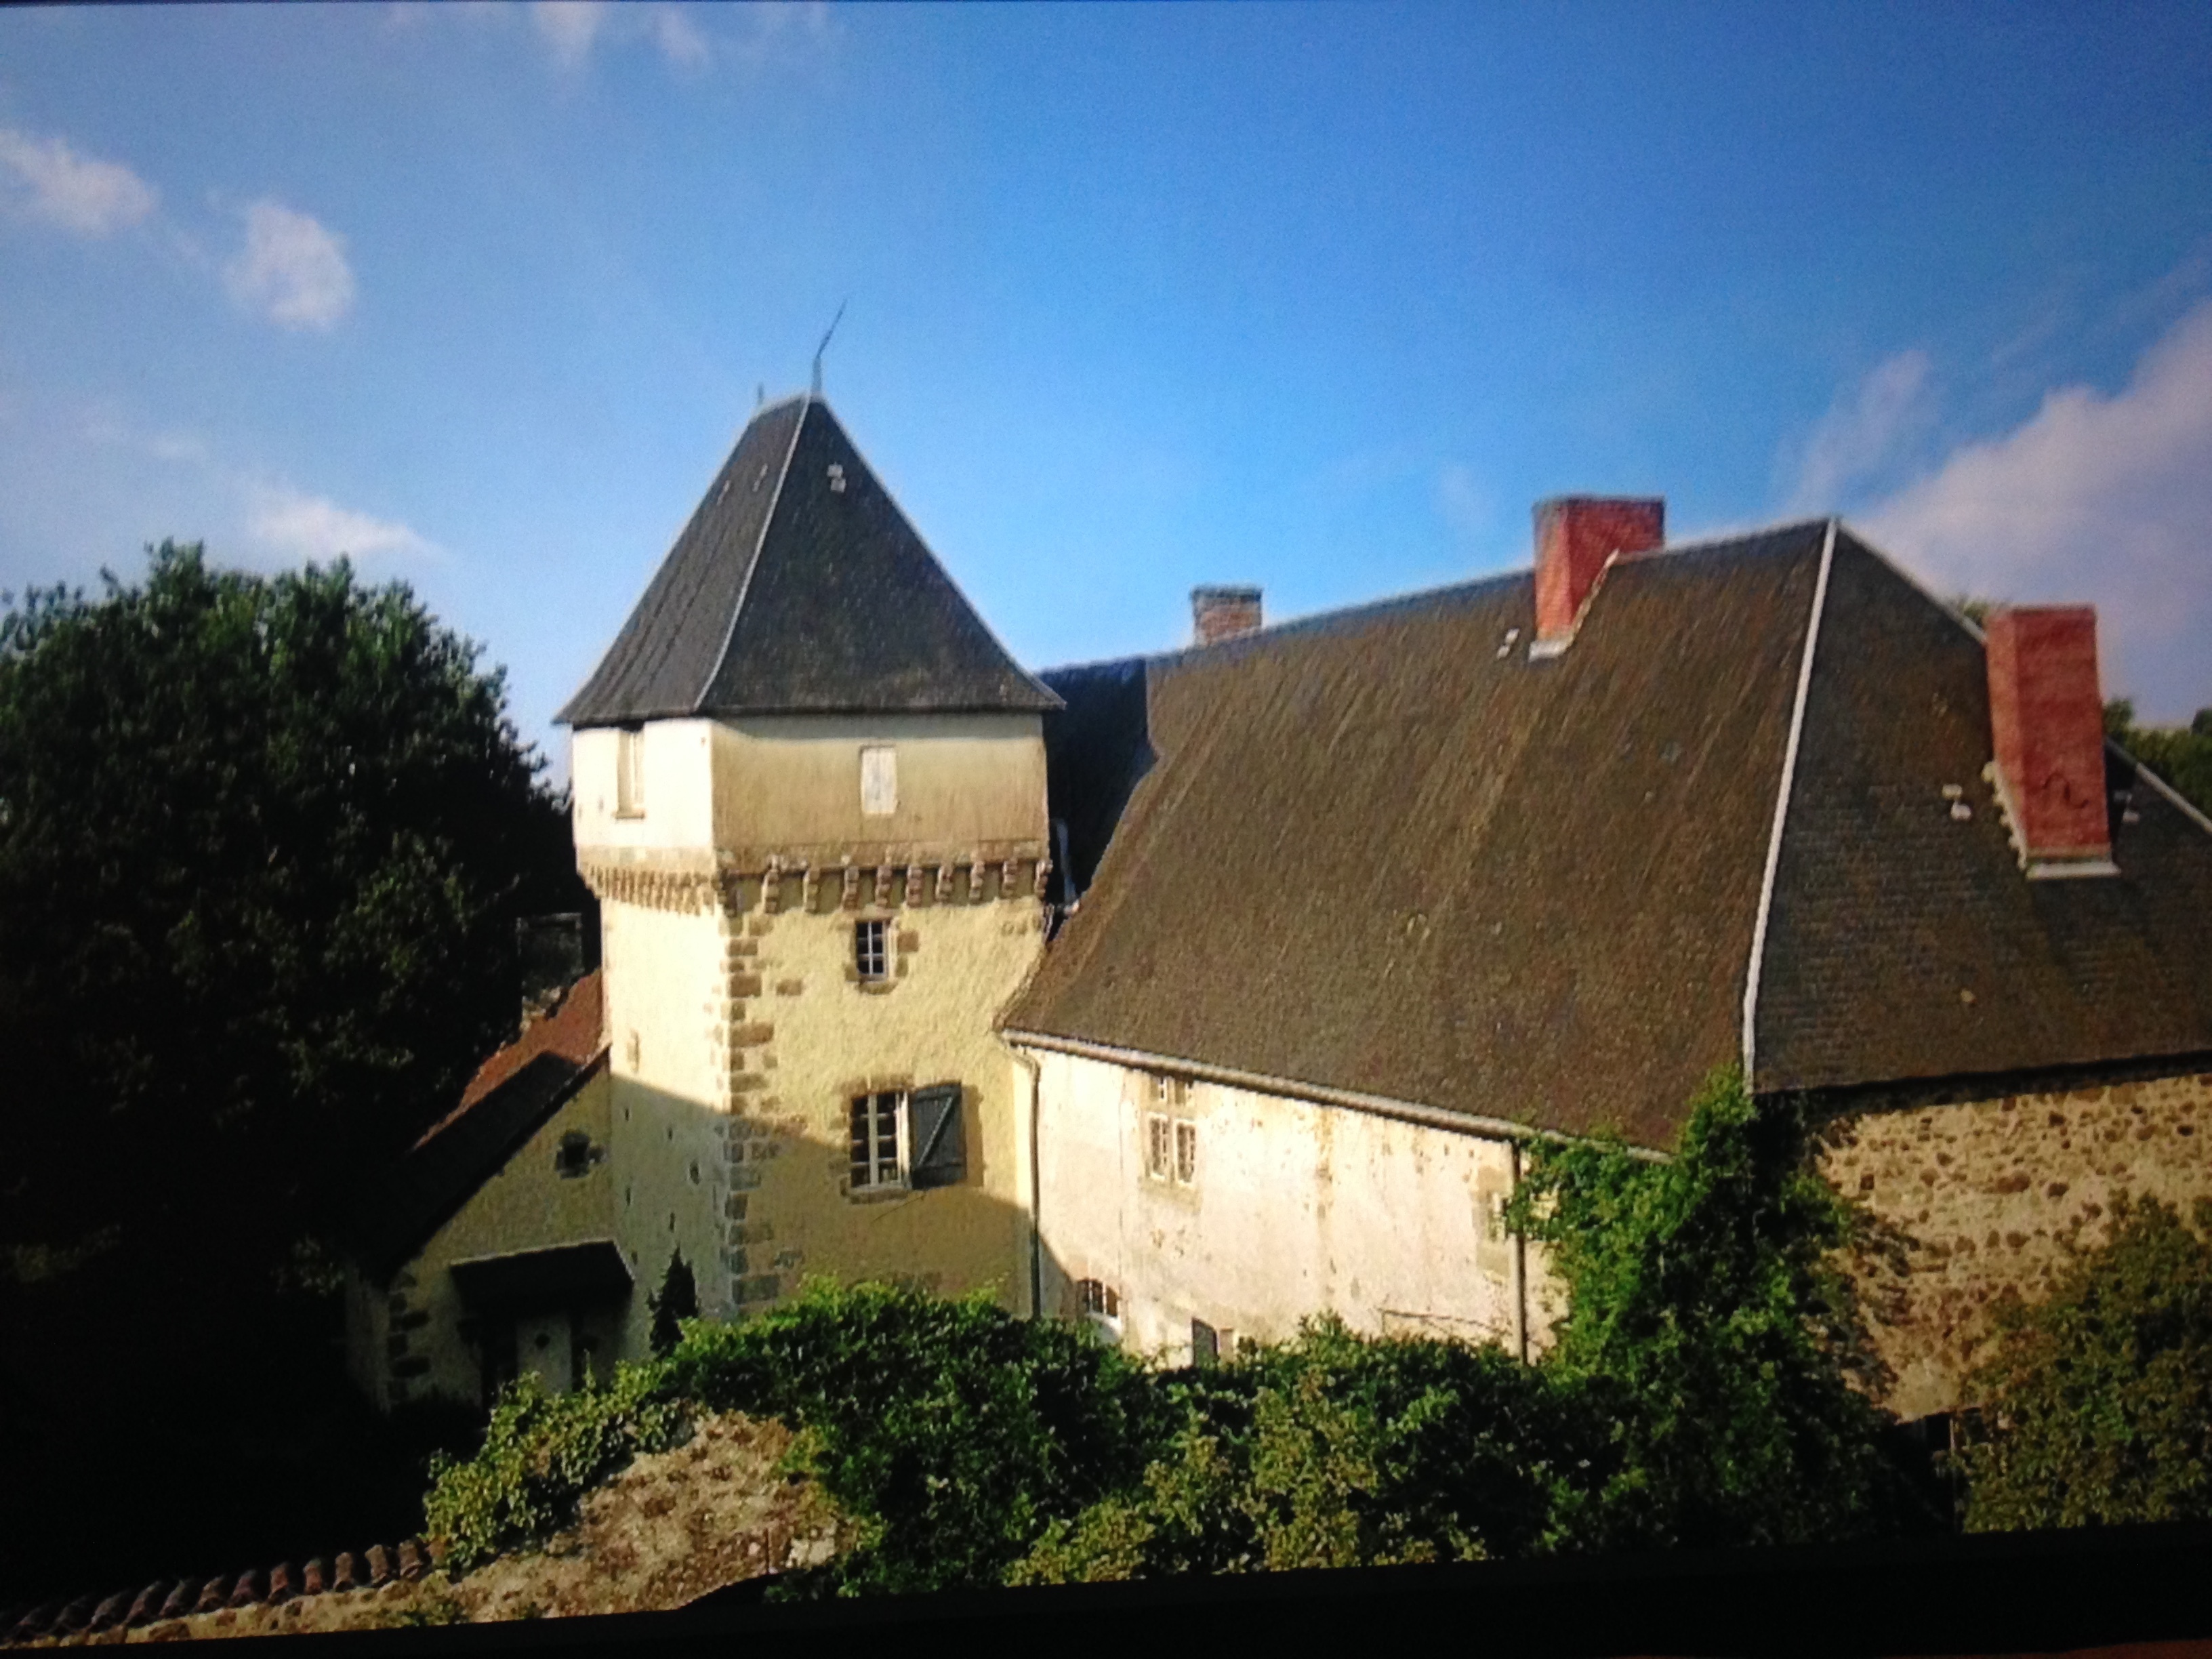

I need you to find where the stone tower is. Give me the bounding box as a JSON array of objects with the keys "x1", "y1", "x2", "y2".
[{"x1": 557, "y1": 394, "x2": 1061, "y2": 1351}]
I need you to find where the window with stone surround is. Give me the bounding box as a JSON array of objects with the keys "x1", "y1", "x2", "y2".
[
  {"x1": 848, "y1": 1084, "x2": 965, "y2": 1193},
  {"x1": 855, "y1": 918, "x2": 888, "y2": 982},
  {"x1": 1174, "y1": 1120, "x2": 1198, "y2": 1185},
  {"x1": 1145, "y1": 1111, "x2": 1171, "y2": 1181},
  {"x1": 1078, "y1": 1277, "x2": 1120, "y2": 1320}
]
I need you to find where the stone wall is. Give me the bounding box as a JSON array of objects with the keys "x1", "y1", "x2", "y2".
[{"x1": 1816, "y1": 1061, "x2": 2212, "y2": 1420}]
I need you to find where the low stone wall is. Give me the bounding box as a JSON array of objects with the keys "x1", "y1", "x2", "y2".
[{"x1": 1816, "y1": 1061, "x2": 2212, "y2": 1420}]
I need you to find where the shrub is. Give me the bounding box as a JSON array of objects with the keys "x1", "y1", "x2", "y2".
[
  {"x1": 1012, "y1": 1317, "x2": 1603, "y2": 1582},
  {"x1": 422, "y1": 1364, "x2": 687, "y2": 1574},
  {"x1": 663, "y1": 1279, "x2": 1166, "y2": 1596},
  {"x1": 1958, "y1": 1194, "x2": 2212, "y2": 1531}
]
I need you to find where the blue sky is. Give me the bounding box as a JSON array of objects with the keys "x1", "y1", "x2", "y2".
[{"x1": 3, "y1": 3, "x2": 2209, "y2": 785}]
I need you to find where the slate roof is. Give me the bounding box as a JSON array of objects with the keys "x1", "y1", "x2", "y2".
[
  {"x1": 1753, "y1": 531, "x2": 2212, "y2": 1094},
  {"x1": 1006, "y1": 523, "x2": 2212, "y2": 1151},
  {"x1": 351, "y1": 973, "x2": 607, "y2": 1282},
  {"x1": 557, "y1": 396, "x2": 1059, "y2": 726},
  {"x1": 1009, "y1": 525, "x2": 1827, "y2": 1150}
]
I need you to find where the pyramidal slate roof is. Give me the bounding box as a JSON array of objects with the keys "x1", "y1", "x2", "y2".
[
  {"x1": 558, "y1": 396, "x2": 1059, "y2": 726},
  {"x1": 1004, "y1": 523, "x2": 2212, "y2": 1151}
]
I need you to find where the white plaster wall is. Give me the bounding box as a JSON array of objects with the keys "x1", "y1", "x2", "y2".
[
  {"x1": 1032, "y1": 1049, "x2": 1547, "y2": 1365},
  {"x1": 602, "y1": 896, "x2": 738, "y2": 1345},
  {"x1": 572, "y1": 720, "x2": 718, "y2": 855}
]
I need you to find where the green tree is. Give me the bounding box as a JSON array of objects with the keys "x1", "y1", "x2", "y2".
[
  {"x1": 1507, "y1": 1068, "x2": 1927, "y2": 1550},
  {"x1": 647, "y1": 1250, "x2": 699, "y2": 1358},
  {"x1": 0, "y1": 541, "x2": 577, "y2": 1283},
  {"x1": 1957, "y1": 1195, "x2": 2212, "y2": 1531},
  {"x1": 2106, "y1": 699, "x2": 2212, "y2": 821}
]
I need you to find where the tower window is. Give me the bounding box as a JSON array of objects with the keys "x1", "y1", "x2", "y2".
[
  {"x1": 615, "y1": 726, "x2": 644, "y2": 818},
  {"x1": 1078, "y1": 1278, "x2": 1121, "y2": 1321},
  {"x1": 851, "y1": 1091, "x2": 904, "y2": 1191},
  {"x1": 848, "y1": 1084, "x2": 966, "y2": 1193},
  {"x1": 860, "y1": 745, "x2": 897, "y2": 816},
  {"x1": 855, "y1": 919, "x2": 889, "y2": 981}
]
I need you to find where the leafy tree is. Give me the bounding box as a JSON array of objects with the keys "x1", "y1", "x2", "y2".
[
  {"x1": 0, "y1": 541, "x2": 579, "y2": 1285},
  {"x1": 647, "y1": 1250, "x2": 699, "y2": 1358},
  {"x1": 1957, "y1": 1195, "x2": 2212, "y2": 1531},
  {"x1": 1506, "y1": 1067, "x2": 1929, "y2": 1550},
  {"x1": 2106, "y1": 699, "x2": 2212, "y2": 821}
]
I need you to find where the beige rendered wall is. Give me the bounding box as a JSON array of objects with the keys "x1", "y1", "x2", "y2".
[
  {"x1": 708, "y1": 714, "x2": 1048, "y2": 865},
  {"x1": 369, "y1": 1068, "x2": 619, "y2": 1411},
  {"x1": 579, "y1": 711, "x2": 1052, "y2": 1334},
  {"x1": 713, "y1": 876, "x2": 1046, "y2": 1316},
  {"x1": 1818, "y1": 1065, "x2": 2212, "y2": 1420},
  {"x1": 1028, "y1": 1048, "x2": 1550, "y2": 1365}
]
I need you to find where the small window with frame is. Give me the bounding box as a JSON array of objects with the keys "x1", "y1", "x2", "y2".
[
  {"x1": 848, "y1": 1083, "x2": 965, "y2": 1194},
  {"x1": 1174, "y1": 1120, "x2": 1198, "y2": 1186},
  {"x1": 615, "y1": 726, "x2": 645, "y2": 818},
  {"x1": 854, "y1": 918, "x2": 889, "y2": 982},
  {"x1": 1144, "y1": 1112, "x2": 1171, "y2": 1181},
  {"x1": 1078, "y1": 1277, "x2": 1121, "y2": 1321},
  {"x1": 1191, "y1": 1317, "x2": 1220, "y2": 1366}
]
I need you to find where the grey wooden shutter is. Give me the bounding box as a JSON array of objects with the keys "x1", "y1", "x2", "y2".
[{"x1": 907, "y1": 1084, "x2": 965, "y2": 1189}]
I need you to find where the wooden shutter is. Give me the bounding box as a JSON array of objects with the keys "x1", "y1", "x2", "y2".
[{"x1": 907, "y1": 1083, "x2": 965, "y2": 1189}]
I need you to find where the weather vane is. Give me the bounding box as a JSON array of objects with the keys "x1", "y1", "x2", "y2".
[{"x1": 811, "y1": 299, "x2": 848, "y2": 398}]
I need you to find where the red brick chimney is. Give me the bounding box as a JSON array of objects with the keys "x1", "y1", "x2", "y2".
[
  {"x1": 1532, "y1": 497, "x2": 1666, "y2": 648},
  {"x1": 1985, "y1": 606, "x2": 2112, "y2": 871},
  {"x1": 1192, "y1": 586, "x2": 1263, "y2": 646}
]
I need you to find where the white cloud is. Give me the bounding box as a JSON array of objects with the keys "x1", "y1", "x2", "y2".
[
  {"x1": 531, "y1": 1, "x2": 609, "y2": 68},
  {"x1": 1780, "y1": 349, "x2": 1934, "y2": 516},
  {"x1": 651, "y1": 5, "x2": 712, "y2": 69},
  {"x1": 247, "y1": 483, "x2": 436, "y2": 565},
  {"x1": 0, "y1": 127, "x2": 157, "y2": 236},
  {"x1": 224, "y1": 201, "x2": 356, "y2": 331},
  {"x1": 1860, "y1": 299, "x2": 2212, "y2": 723},
  {"x1": 531, "y1": 1, "x2": 718, "y2": 70},
  {"x1": 1434, "y1": 463, "x2": 1494, "y2": 543}
]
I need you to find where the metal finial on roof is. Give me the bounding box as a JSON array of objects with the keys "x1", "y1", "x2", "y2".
[
  {"x1": 811, "y1": 299, "x2": 847, "y2": 398},
  {"x1": 756, "y1": 383, "x2": 764, "y2": 409}
]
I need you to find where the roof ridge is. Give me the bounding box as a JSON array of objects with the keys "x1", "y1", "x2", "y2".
[
  {"x1": 1041, "y1": 518, "x2": 1832, "y2": 682},
  {"x1": 1742, "y1": 517, "x2": 1838, "y2": 1090},
  {"x1": 697, "y1": 394, "x2": 811, "y2": 710}
]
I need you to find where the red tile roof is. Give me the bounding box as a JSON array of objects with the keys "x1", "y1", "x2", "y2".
[{"x1": 417, "y1": 970, "x2": 605, "y2": 1151}]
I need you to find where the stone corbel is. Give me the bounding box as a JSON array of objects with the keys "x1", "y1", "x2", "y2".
[
  {"x1": 760, "y1": 857, "x2": 783, "y2": 916},
  {"x1": 967, "y1": 857, "x2": 986, "y2": 903},
  {"x1": 874, "y1": 865, "x2": 895, "y2": 909},
  {"x1": 905, "y1": 864, "x2": 925, "y2": 907},
  {"x1": 1000, "y1": 859, "x2": 1020, "y2": 901},
  {"x1": 802, "y1": 863, "x2": 821, "y2": 912},
  {"x1": 935, "y1": 863, "x2": 955, "y2": 903},
  {"x1": 1033, "y1": 856, "x2": 1054, "y2": 901},
  {"x1": 841, "y1": 863, "x2": 861, "y2": 912}
]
